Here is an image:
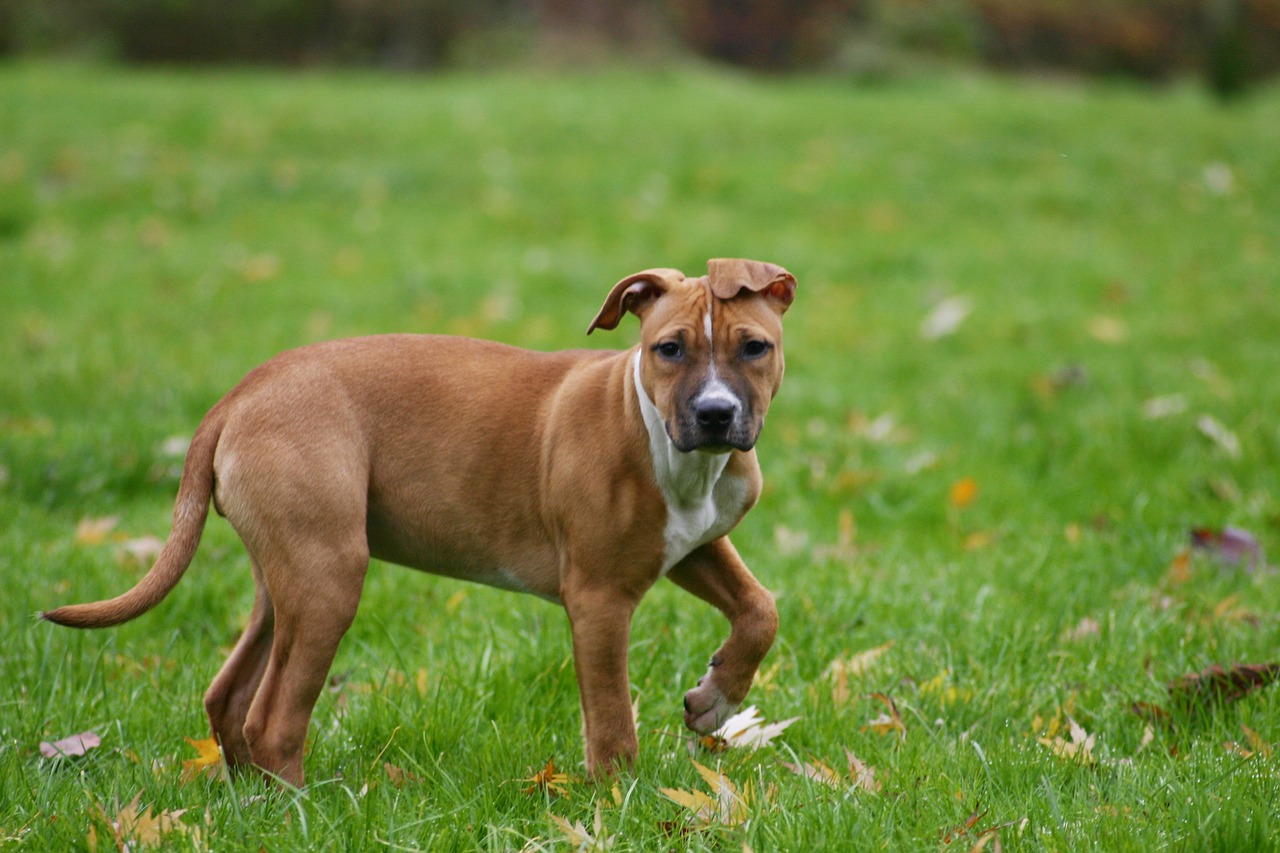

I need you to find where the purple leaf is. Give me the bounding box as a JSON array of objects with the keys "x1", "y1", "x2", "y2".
[
  {"x1": 1190, "y1": 526, "x2": 1266, "y2": 572},
  {"x1": 39, "y1": 730, "x2": 101, "y2": 759}
]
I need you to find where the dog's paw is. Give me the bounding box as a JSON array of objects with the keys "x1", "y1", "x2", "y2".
[{"x1": 683, "y1": 678, "x2": 739, "y2": 735}]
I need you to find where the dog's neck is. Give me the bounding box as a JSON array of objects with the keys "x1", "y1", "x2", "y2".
[{"x1": 632, "y1": 351, "x2": 731, "y2": 508}]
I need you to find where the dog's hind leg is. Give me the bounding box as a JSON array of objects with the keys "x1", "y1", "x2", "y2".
[
  {"x1": 204, "y1": 559, "x2": 274, "y2": 770},
  {"x1": 238, "y1": 533, "x2": 368, "y2": 788}
]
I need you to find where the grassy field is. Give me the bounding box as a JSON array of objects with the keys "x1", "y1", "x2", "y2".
[{"x1": 2, "y1": 61, "x2": 1279, "y2": 850}]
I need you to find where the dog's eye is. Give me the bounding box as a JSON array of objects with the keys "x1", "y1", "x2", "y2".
[
  {"x1": 655, "y1": 341, "x2": 684, "y2": 360},
  {"x1": 741, "y1": 340, "x2": 772, "y2": 359}
]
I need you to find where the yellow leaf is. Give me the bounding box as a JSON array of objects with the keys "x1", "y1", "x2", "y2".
[
  {"x1": 949, "y1": 478, "x2": 978, "y2": 509},
  {"x1": 662, "y1": 761, "x2": 756, "y2": 826},
  {"x1": 89, "y1": 793, "x2": 196, "y2": 850},
  {"x1": 1038, "y1": 718, "x2": 1096, "y2": 765},
  {"x1": 75, "y1": 516, "x2": 119, "y2": 545},
  {"x1": 521, "y1": 758, "x2": 571, "y2": 798},
  {"x1": 180, "y1": 736, "x2": 223, "y2": 783},
  {"x1": 827, "y1": 641, "x2": 895, "y2": 681},
  {"x1": 445, "y1": 588, "x2": 469, "y2": 614}
]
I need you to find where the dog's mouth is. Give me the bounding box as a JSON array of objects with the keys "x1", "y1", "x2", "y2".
[{"x1": 668, "y1": 424, "x2": 756, "y2": 454}]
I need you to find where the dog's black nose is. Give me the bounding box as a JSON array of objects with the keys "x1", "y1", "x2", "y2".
[{"x1": 695, "y1": 400, "x2": 736, "y2": 430}]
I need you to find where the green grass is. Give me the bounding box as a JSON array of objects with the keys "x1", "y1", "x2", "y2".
[{"x1": 2, "y1": 60, "x2": 1279, "y2": 849}]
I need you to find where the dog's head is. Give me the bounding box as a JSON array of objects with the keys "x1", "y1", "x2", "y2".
[{"x1": 588, "y1": 258, "x2": 795, "y2": 453}]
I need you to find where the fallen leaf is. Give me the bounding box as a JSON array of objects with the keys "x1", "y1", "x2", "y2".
[
  {"x1": 845, "y1": 749, "x2": 882, "y2": 794},
  {"x1": 1190, "y1": 526, "x2": 1266, "y2": 572},
  {"x1": 1129, "y1": 702, "x2": 1172, "y2": 728},
  {"x1": 921, "y1": 295, "x2": 972, "y2": 340},
  {"x1": 697, "y1": 706, "x2": 799, "y2": 752},
  {"x1": 522, "y1": 758, "x2": 571, "y2": 798},
  {"x1": 40, "y1": 731, "x2": 101, "y2": 759},
  {"x1": 384, "y1": 762, "x2": 420, "y2": 787},
  {"x1": 919, "y1": 669, "x2": 974, "y2": 706},
  {"x1": 1062, "y1": 617, "x2": 1101, "y2": 643},
  {"x1": 781, "y1": 757, "x2": 843, "y2": 788},
  {"x1": 862, "y1": 692, "x2": 906, "y2": 740},
  {"x1": 949, "y1": 478, "x2": 979, "y2": 509},
  {"x1": 75, "y1": 516, "x2": 119, "y2": 545},
  {"x1": 179, "y1": 736, "x2": 223, "y2": 784},
  {"x1": 659, "y1": 761, "x2": 760, "y2": 827},
  {"x1": 549, "y1": 804, "x2": 613, "y2": 850},
  {"x1": 1087, "y1": 315, "x2": 1128, "y2": 343},
  {"x1": 1223, "y1": 724, "x2": 1272, "y2": 759},
  {"x1": 116, "y1": 536, "x2": 165, "y2": 568},
  {"x1": 1163, "y1": 549, "x2": 1192, "y2": 586},
  {"x1": 1168, "y1": 663, "x2": 1280, "y2": 709},
  {"x1": 827, "y1": 641, "x2": 894, "y2": 705},
  {"x1": 783, "y1": 749, "x2": 882, "y2": 795},
  {"x1": 939, "y1": 805, "x2": 987, "y2": 844},
  {"x1": 1197, "y1": 415, "x2": 1241, "y2": 458},
  {"x1": 88, "y1": 793, "x2": 196, "y2": 851},
  {"x1": 1038, "y1": 718, "x2": 1096, "y2": 764},
  {"x1": 1143, "y1": 394, "x2": 1187, "y2": 419}
]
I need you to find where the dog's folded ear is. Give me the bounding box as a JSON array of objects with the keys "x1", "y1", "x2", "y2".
[
  {"x1": 707, "y1": 259, "x2": 796, "y2": 313},
  {"x1": 587, "y1": 268, "x2": 686, "y2": 333}
]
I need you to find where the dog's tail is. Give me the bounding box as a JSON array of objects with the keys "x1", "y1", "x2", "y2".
[{"x1": 41, "y1": 407, "x2": 227, "y2": 629}]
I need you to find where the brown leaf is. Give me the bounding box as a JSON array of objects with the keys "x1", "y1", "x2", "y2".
[
  {"x1": 1129, "y1": 702, "x2": 1172, "y2": 727},
  {"x1": 1169, "y1": 663, "x2": 1280, "y2": 709},
  {"x1": 861, "y1": 692, "x2": 906, "y2": 740},
  {"x1": 40, "y1": 731, "x2": 101, "y2": 759},
  {"x1": 384, "y1": 762, "x2": 419, "y2": 787}
]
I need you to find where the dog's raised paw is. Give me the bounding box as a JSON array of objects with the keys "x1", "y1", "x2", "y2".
[{"x1": 683, "y1": 680, "x2": 738, "y2": 734}]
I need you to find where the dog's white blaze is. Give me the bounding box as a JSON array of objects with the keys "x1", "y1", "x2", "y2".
[
  {"x1": 633, "y1": 353, "x2": 749, "y2": 574},
  {"x1": 696, "y1": 301, "x2": 743, "y2": 411}
]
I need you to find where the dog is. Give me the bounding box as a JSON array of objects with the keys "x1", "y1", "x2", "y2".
[{"x1": 43, "y1": 258, "x2": 795, "y2": 787}]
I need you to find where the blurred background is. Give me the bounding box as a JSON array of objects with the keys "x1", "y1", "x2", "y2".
[{"x1": 3, "y1": 0, "x2": 1279, "y2": 97}]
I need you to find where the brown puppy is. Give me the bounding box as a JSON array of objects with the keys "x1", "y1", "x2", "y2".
[{"x1": 43, "y1": 258, "x2": 795, "y2": 787}]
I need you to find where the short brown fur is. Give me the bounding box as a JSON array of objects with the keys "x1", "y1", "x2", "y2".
[{"x1": 43, "y1": 259, "x2": 795, "y2": 787}]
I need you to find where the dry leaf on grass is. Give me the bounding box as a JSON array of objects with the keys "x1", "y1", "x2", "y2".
[
  {"x1": 697, "y1": 706, "x2": 799, "y2": 752},
  {"x1": 549, "y1": 805, "x2": 614, "y2": 850},
  {"x1": 1189, "y1": 526, "x2": 1266, "y2": 572},
  {"x1": 87, "y1": 793, "x2": 200, "y2": 851},
  {"x1": 116, "y1": 536, "x2": 164, "y2": 568},
  {"x1": 826, "y1": 641, "x2": 894, "y2": 706},
  {"x1": 1223, "y1": 724, "x2": 1272, "y2": 759},
  {"x1": 179, "y1": 737, "x2": 223, "y2": 784},
  {"x1": 75, "y1": 516, "x2": 119, "y2": 545},
  {"x1": 40, "y1": 730, "x2": 101, "y2": 759},
  {"x1": 659, "y1": 761, "x2": 763, "y2": 827},
  {"x1": 521, "y1": 758, "x2": 571, "y2": 798},
  {"x1": 783, "y1": 748, "x2": 882, "y2": 794},
  {"x1": 1169, "y1": 663, "x2": 1280, "y2": 708},
  {"x1": 949, "y1": 477, "x2": 978, "y2": 509},
  {"x1": 861, "y1": 692, "x2": 906, "y2": 740},
  {"x1": 1038, "y1": 719, "x2": 1096, "y2": 765},
  {"x1": 384, "y1": 762, "x2": 420, "y2": 787}
]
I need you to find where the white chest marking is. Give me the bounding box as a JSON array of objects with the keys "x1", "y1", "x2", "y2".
[{"x1": 633, "y1": 352, "x2": 749, "y2": 573}]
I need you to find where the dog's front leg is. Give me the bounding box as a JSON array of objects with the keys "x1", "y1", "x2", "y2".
[
  {"x1": 667, "y1": 537, "x2": 778, "y2": 734},
  {"x1": 562, "y1": 577, "x2": 643, "y2": 778}
]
